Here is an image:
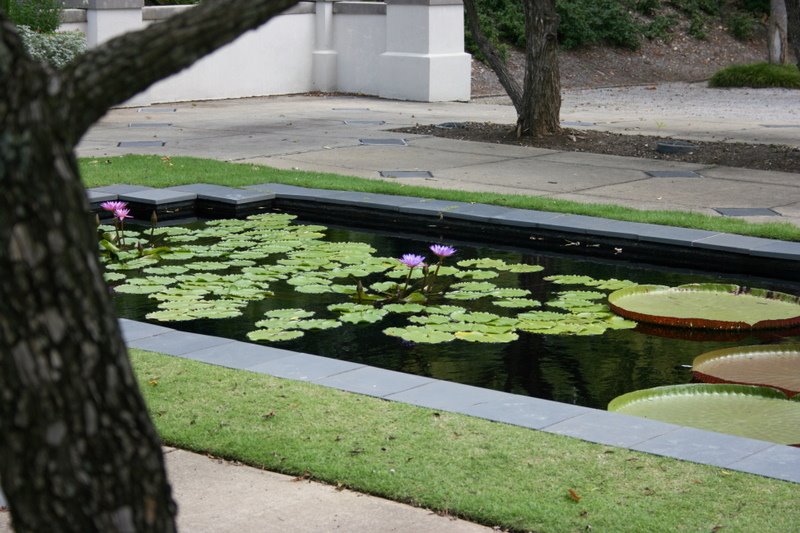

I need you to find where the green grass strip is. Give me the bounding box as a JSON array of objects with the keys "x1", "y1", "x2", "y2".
[
  {"x1": 80, "y1": 155, "x2": 800, "y2": 241},
  {"x1": 709, "y1": 62, "x2": 800, "y2": 89},
  {"x1": 131, "y1": 348, "x2": 800, "y2": 532}
]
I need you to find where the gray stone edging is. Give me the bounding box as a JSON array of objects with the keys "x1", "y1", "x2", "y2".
[{"x1": 121, "y1": 319, "x2": 800, "y2": 484}]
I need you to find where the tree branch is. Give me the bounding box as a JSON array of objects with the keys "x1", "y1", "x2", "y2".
[
  {"x1": 463, "y1": 0, "x2": 523, "y2": 114},
  {"x1": 59, "y1": 0, "x2": 300, "y2": 144}
]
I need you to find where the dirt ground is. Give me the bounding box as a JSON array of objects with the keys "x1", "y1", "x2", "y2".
[{"x1": 412, "y1": 24, "x2": 800, "y2": 173}]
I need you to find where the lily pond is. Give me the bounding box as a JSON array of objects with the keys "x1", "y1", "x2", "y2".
[{"x1": 102, "y1": 209, "x2": 800, "y2": 419}]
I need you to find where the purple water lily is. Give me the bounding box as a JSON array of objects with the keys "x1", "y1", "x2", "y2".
[
  {"x1": 430, "y1": 244, "x2": 456, "y2": 258},
  {"x1": 399, "y1": 254, "x2": 426, "y2": 269}
]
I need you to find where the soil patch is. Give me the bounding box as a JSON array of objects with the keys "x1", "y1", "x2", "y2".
[{"x1": 394, "y1": 123, "x2": 800, "y2": 174}]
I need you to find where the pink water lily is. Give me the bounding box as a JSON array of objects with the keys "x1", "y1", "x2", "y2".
[
  {"x1": 114, "y1": 207, "x2": 132, "y2": 221},
  {"x1": 100, "y1": 200, "x2": 127, "y2": 212}
]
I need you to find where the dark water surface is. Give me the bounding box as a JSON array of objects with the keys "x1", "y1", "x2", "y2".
[{"x1": 114, "y1": 220, "x2": 800, "y2": 410}]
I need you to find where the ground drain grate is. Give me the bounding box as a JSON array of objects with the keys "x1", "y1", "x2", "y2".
[
  {"x1": 714, "y1": 207, "x2": 781, "y2": 217},
  {"x1": 379, "y1": 170, "x2": 433, "y2": 178},
  {"x1": 117, "y1": 141, "x2": 166, "y2": 148},
  {"x1": 560, "y1": 121, "x2": 596, "y2": 127},
  {"x1": 344, "y1": 120, "x2": 386, "y2": 125},
  {"x1": 137, "y1": 108, "x2": 176, "y2": 113},
  {"x1": 128, "y1": 123, "x2": 172, "y2": 128},
  {"x1": 359, "y1": 138, "x2": 407, "y2": 146},
  {"x1": 645, "y1": 170, "x2": 702, "y2": 178}
]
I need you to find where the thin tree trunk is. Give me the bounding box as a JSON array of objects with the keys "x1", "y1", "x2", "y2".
[
  {"x1": 0, "y1": 0, "x2": 298, "y2": 529},
  {"x1": 463, "y1": 0, "x2": 523, "y2": 113},
  {"x1": 519, "y1": 0, "x2": 561, "y2": 137},
  {"x1": 787, "y1": 0, "x2": 800, "y2": 67},
  {"x1": 769, "y1": 0, "x2": 789, "y2": 64}
]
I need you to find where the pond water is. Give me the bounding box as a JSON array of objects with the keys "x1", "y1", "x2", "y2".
[{"x1": 110, "y1": 216, "x2": 800, "y2": 410}]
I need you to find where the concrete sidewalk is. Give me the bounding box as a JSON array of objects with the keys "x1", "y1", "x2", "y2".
[
  {"x1": 0, "y1": 448, "x2": 493, "y2": 532},
  {"x1": 78, "y1": 82, "x2": 800, "y2": 226}
]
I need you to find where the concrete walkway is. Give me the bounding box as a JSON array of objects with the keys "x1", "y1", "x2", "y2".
[{"x1": 78, "y1": 82, "x2": 800, "y2": 226}]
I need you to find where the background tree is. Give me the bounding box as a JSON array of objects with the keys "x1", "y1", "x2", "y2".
[
  {"x1": 787, "y1": 0, "x2": 800, "y2": 66},
  {"x1": 464, "y1": 0, "x2": 561, "y2": 137},
  {"x1": 768, "y1": 0, "x2": 789, "y2": 64},
  {"x1": 0, "y1": 0, "x2": 297, "y2": 530}
]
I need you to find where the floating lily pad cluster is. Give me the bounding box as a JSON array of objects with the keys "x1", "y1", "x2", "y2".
[{"x1": 101, "y1": 213, "x2": 642, "y2": 344}]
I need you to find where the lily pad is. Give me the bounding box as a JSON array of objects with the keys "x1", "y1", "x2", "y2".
[
  {"x1": 384, "y1": 326, "x2": 455, "y2": 344},
  {"x1": 693, "y1": 345, "x2": 800, "y2": 396},
  {"x1": 247, "y1": 329, "x2": 305, "y2": 342},
  {"x1": 608, "y1": 284, "x2": 800, "y2": 330},
  {"x1": 608, "y1": 384, "x2": 800, "y2": 445}
]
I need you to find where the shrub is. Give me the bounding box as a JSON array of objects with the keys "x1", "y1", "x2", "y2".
[
  {"x1": 635, "y1": 0, "x2": 661, "y2": 16},
  {"x1": 557, "y1": 0, "x2": 641, "y2": 50},
  {"x1": 16, "y1": 25, "x2": 86, "y2": 68},
  {"x1": 709, "y1": 62, "x2": 800, "y2": 88},
  {"x1": 6, "y1": 0, "x2": 61, "y2": 33},
  {"x1": 726, "y1": 11, "x2": 756, "y2": 40},
  {"x1": 643, "y1": 14, "x2": 679, "y2": 41},
  {"x1": 688, "y1": 11, "x2": 708, "y2": 39}
]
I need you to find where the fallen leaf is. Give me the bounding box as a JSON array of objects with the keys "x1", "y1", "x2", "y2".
[
  {"x1": 568, "y1": 488, "x2": 582, "y2": 502},
  {"x1": 293, "y1": 471, "x2": 312, "y2": 482}
]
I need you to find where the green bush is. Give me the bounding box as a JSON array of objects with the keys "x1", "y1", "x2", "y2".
[
  {"x1": 688, "y1": 11, "x2": 708, "y2": 39},
  {"x1": 557, "y1": 0, "x2": 641, "y2": 50},
  {"x1": 16, "y1": 25, "x2": 86, "y2": 68},
  {"x1": 726, "y1": 11, "x2": 756, "y2": 40},
  {"x1": 6, "y1": 0, "x2": 61, "y2": 33},
  {"x1": 643, "y1": 14, "x2": 679, "y2": 41},
  {"x1": 635, "y1": 0, "x2": 661, "y2": 16},
  {"x1": 709, "y1": 62, "x2": 800, "y2": 88}
]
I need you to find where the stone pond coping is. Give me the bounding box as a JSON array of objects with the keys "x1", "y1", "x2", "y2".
[
  {"x1": 119, "y1": 319, "x2": 800, "y2": 484},
  {"x1": 88, "y1": 182, "x2": 800, "y2": 262}
]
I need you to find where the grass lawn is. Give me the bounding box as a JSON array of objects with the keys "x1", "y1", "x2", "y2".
[
  {"x1": 79, "y1": 155, "x2": 800, "y2": 241},
  {"x1": 131, "y1": 348, "x2": 800, "y2": 532}
]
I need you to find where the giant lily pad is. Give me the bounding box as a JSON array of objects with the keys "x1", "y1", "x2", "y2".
[
  {"x1": 608, "y1": 384, "x2": 800, "y2": 445},
  {"x1": 693, "y1": 345, "x2": 800, "y2": 397},
  {"x1": 608, "y1": 284, "x2": 800, "y2": 330}
]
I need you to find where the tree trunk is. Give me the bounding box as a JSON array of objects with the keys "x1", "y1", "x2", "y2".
[
  {"x1": 519, "y1": 0, "x2": 561, "y2": 137},
  {"x1": 0, "y1": 0, "x2": 298, "y2": 529},
  {"x1": 463, "y1": 0, "x2": 561, "y2": 137},
  {"x1": 769, "y1": 0, "x2": 789, "y2": 64},
  {"x1": 787, "y1": 0, "x2": 800, "y2": 67}
]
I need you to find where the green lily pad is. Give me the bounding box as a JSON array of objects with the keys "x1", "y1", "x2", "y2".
[
  {"x1": 454, "y1": 330, "x2": 519, "y2": 343},
  {"x1": 383, "y1": 326, "x2": 455, "y2": 344},
  {"x1": 247, "y1": 329, "x2": 305, "y2": 342},
  {"x1": 338, "y1": 309, "x2": 388, "y2": 324},
  {"x1": 383, "y1": 303, "x2": 426, "y2": 314},
  {"x1": 693, "y1": 345, "x2": 800, "y2": 396},
  {"x1": 457, "y1": 258, "x2": 507, "y2": 269},
  {"x1": 264, "y1": 308, "x2": 315, "y2": 320},
  {"x1": 103, "y1": 272, "x2": 127, "y2": 282},
  {"x1": 498, "y1": 263, "x2": 545, "y2": 273},
  {"x1": 453, "y1": 269, "x2": 499, "y2": 280},
  {"x1": 492, "y1": 298, "x2": 541, "y2": 309},
  {"x1": 609, "y1": 284, "x2": 800, "y2": 330},
  {"x1": 608, "y1": 384, "x2": 800, "y2": 445}
]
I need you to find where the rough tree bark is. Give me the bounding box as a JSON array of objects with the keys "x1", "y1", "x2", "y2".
[
  {"x1": 463, "y1": 0, "x2": 561, "y2": 137},
  {"x1": 787, "y1": 0, "x2": 800, "y2": 67},
  {"x1": 0, "y1": 0, "x2": 297, "y2": 530},
  {"x1": 769, "y1": 0, "x2": 789, "y2": 64}
]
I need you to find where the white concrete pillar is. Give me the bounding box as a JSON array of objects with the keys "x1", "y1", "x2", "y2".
[
  {"x1": 312, "y1": 0, "x2": 338, "y2": 92},
  {"x1": 378, "y1": 0, "x2": 471, "y2": 102},
  {"x1": 86, "y1": 0, "x2": 144, "y2": 48}
]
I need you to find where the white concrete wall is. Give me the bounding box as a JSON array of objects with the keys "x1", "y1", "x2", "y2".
[{"x1": 56, "y1": 0, "x2": 470, "y2": 104}]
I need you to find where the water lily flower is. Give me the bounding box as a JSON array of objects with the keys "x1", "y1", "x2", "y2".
[
  {"x1": 100, "y1": 200, "x2": 128, "y2": 212},
  {"x1": 430, "y1": 244, "x2": 456, "y2": 258},
  {"x1": 114, "y1": 207, "x2": 132, "y2": 221},
  {"x1": 399, "y1": 254, "x2": 426, "y2": 269}
]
